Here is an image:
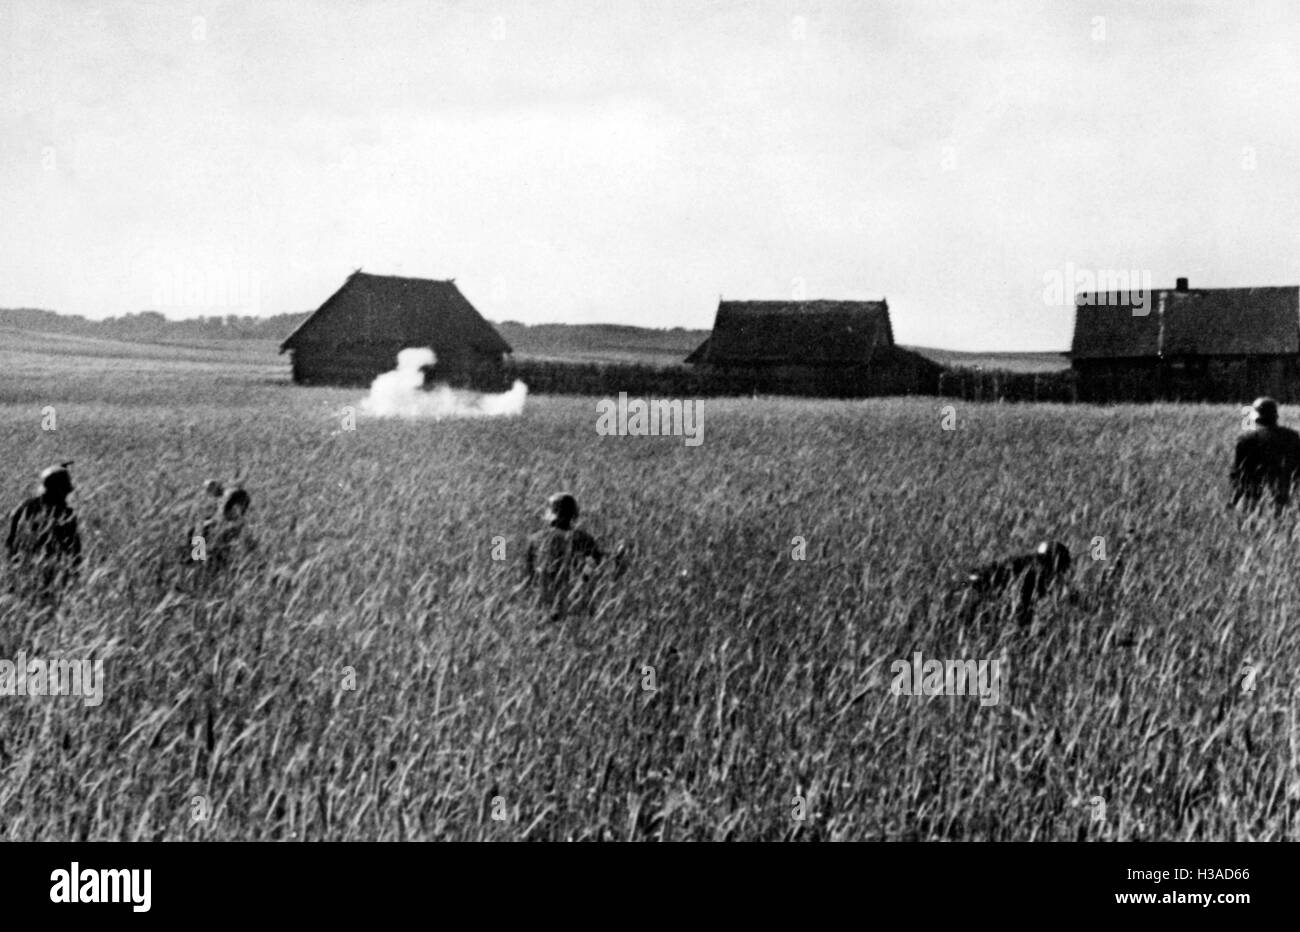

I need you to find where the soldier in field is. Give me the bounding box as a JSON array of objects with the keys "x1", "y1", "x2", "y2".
[
  {"x1": 521, "y1": 493, "x2": 606, "y2": 620},
  {"x1": 5, "y1": 463, "x2": 83, "y2": 599},
  {"x1": 1229, "y1": 397, "x2": 1300, "y2": 516},
  {"x1": 184, "y1": 482, "x2": 257, "y2": 578},
  {"x1": 956, "y1": 540, "x2": 1072, "y2": 627}
]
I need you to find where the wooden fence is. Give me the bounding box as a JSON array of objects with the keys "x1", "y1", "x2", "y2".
[{"x1": 936, "y1": 368, "x2": 1079, "y2": 403}]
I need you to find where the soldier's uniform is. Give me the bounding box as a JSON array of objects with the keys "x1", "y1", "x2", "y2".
[
  {"x1": 5, "y1": 465, "x2": 82, "y2": 597},
  {"x1": 523, "y1": 493, "x2": 604, "y2": 620},
  {"x1": 1230, "y1": 398, "x2": 1300, "y2": 516},
  {"x1": 184, "y1": 486, "x2": 255, "y2": 579},
  {"x1": 957, "y1": 540, "x2": 1071, "y2": 627}
]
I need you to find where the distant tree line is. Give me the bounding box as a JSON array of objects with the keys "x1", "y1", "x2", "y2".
[
  {"x1": 1, "y1": 308, "x2": 707, "y2": 353},
  {"x1": 0, "y1": 307, "x2": 310, "y2": 341}
]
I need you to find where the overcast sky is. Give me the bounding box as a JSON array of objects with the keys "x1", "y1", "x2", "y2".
[{"x1": 3, "y1": 0, "x2": 1299, "y2": 350}]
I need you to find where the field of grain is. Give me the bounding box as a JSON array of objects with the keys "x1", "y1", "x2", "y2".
[{"x1": 1, "y1": 336, "x2": 1298, "y2": 841}]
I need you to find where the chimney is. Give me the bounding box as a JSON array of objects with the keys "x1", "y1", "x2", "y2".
[{"x1": 1175, "y1": 277, "x2": 1189, "y2": 292}]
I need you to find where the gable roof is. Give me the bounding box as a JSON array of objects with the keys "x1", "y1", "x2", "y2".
[
  {"x1": 1071, "y1": 286, "x2": 1300, "y2": 359},
  {"x1": 684, "y1": 336, "x2": 711, "y2": 365},
  {"x1": 685, "y1": 299, "x2": 893, "y2": 365},
  {"x1": 280, "y1": 271, "x2": 512, "y2": 355}
]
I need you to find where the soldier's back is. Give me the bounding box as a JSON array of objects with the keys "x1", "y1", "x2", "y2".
[
  {"x1": 967, "y1": 552, "x2": 1036, "y2": 595},
  {"x1": 526, "y1": 526, "x2": 602, "y2": 615},
  {"x1": 7, "y1": 495, "x2": 80, "y2": 598},
  {"x1": 1278, "y1": 424, "x2": 1300, "y2": 463},
  {"x1": 184, "y1": 515, "x2": 254, "y2": 577},
  {"x1": 1240, "y1": 425, "x2": 1300, "y2": 489},
  {"x1": 1239, "y1": 424, "x2": 1297, "y2": 460},
  {"x1": 530, "y1": 526, "x2": 598, "y2": 574},
  {"x1": 10, "y1": 495, "x2": 78, "y2": 559}
]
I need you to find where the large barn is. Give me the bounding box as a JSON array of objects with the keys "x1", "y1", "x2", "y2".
[
  {"x1": 1071, "y1": 278, "x2": 1300, "y2": 402},
  {"x1": 280, "y1": 271, "x2": 512, "y2": 387},
  {"x1": 684, "y1": 298, "x2": 940, "y2": 396}
]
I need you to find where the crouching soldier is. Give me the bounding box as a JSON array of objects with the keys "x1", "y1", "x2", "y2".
[
  {"x1": 6, "y1": 463, "x2": 83, "y2": 599},
  {"x1": 1229, "y1": 397, "x2": 1300, "y2": 516},
  {"x1": 184, "y1": 482, "x2": 257, "y2": 579},
  {"x1": 956, "y1": 540, "x2": 1072, "y2": 627},
  {"x1": 521, "y1": 493, "x2": 605, "y2": 621}
]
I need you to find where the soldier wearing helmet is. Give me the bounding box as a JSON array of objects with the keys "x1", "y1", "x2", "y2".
[
  {"x1": 5, "y1": 463, "x2": 83, "y2": 596},
  {"x1": 522, "y1": 492, "x2": 604, "y2": 620},
  {"x1": 184, "y1": 481, "x2": 256, "y2": 577},
  {"x1": 958, "y1": 540, "x2": 1072, "y2": 627},
  {"x1": 1229, "y1": 397, "x2": 1300, "y2": 516}
]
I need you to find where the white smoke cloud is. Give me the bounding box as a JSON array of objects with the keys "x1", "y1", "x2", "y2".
[{"x1": 360, "y1": 347, "x2": 528, "y2": 419}]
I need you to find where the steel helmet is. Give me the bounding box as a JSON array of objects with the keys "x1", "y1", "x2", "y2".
[
  {"x1": 546, "y1": 492, "x2": 578, "y2": 524},
  {"x1": 39, "y1": 463, "x2": 74, "y2": 495},
  {"x1": 220, "y1": 486, "x2": 251, "y2": 516},
  {"x1": 1035, "y1": 540, "x2": 1071, "y2": 574},
  {"x1": 1252, "y1": 397, "x2": 1279, "y2": 425}
]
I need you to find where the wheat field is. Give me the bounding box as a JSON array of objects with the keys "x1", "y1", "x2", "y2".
[{"x1": 1, "y1": 338, "x2": 1298, "y2": 841}]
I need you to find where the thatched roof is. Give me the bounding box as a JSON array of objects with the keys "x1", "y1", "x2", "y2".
[
  {"x1": 280, "y1": 271, "x2": 512, "y2": 355},
  {"x1": 1072, "y1": 285, "x2": 1300, "y2": 359},
  {"x1": 685, "y1": 299, "x2": 893, "y2": 365}
]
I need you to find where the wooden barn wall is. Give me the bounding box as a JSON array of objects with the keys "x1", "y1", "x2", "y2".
[
  {"x1": 289, "y1": 341, "x2": 506, "y2": 388},
  {"x1": 704, "y1": 358, "x2": 941, "y2": 397},
  {"x1": 1073, "y1": 356, "x2": 1300, "y2": 403}
]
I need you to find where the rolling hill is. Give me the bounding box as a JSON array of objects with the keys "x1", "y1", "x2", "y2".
[{"x1": 1, "y1": 308, "x2": 1071, "y2": 374}]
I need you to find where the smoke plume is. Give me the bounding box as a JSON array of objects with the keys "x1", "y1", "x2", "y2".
[{"x1": 360, "y1": 347, "x2": 528, "y2": 419}]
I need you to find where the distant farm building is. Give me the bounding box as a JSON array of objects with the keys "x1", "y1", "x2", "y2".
[
  {"x1": 684, "y1": 299, "x2": 940, "y2": 395},
  {"x1": 1071, "y1": 278, "x2": 1300, "y2": 402},
  {"x1": 280, "y1": 271, "x2": 512, "y2": 387}
]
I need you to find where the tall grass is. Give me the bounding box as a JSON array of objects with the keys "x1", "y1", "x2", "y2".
[{"x1": 1, "y1": 360, "x2": 1298, "y2": 839}]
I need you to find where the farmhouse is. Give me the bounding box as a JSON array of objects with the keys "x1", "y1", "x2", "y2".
[
  {"x1": 1071, "y1": 278, "x2": 1300, "y2": 402},
  {"x1": 684, "y1": 298, "x2": 940, "y2": 395},
  {"x1": 280, "y1": 270, "x2": 512, "y2": 387}
]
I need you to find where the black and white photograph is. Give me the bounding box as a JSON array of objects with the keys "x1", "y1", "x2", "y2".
[{"x1": 0, "y1": 0, "x2": 1292, "y2": 916}]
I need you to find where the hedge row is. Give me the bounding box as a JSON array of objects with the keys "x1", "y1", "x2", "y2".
[{"x1": 505, "y1": 358, "x2": 1079, "y2": 402}]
